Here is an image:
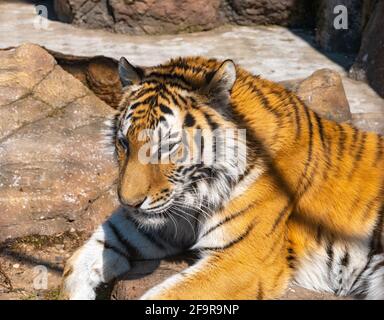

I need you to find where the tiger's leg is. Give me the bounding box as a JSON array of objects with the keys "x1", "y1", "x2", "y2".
[
  {"x1": 349, "y1": 253, "x2": 384, "y2": 299},
  {"x1": 140, "y1": 245, "x2": 291, "y2": 300},
  {"x1": 288, "y1": 219, "x2": 384, "y2": 299},
  {"x1": 61, "y1": 208, "x2": 177, "y2": 300},
  {"x1": 140, "y1": 211, "x2": 293, "y2": 300}
]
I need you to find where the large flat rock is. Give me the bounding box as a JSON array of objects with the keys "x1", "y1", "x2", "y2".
[{"x1": 0, "y1": 44, "x2": 119, "y2": 242}]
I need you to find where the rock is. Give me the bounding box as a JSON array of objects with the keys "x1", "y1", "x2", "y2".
[
  {"x1": 111, "y1": 258, "x2": 192, "y2": 300},
  {"x1": 280, "y1": 69, "x2": 352, "y2": 123},
  {"x1": 352, "y1": 113, "x2": 384, "y2": 135},
  {"x1": 224, "y1": 0, "x2": 315, "y2": 27},
  {"x1": 349, "y1": 0, "x2": 384, "y2": 98},
  {"x1": 0, "y1": 44, "x2": 119, "y2": 242},
  {"x1": 54, "y1": 0, "x2": 115, "y2": 30},
  {"x1": 315, "y1": 0, "x2": 370, "y2": 53},
  {"x1": 46, "y1": 50, "x2": 122, "y2": 109},
  {"x1": 53, "y1": 0, "x2": 315, "y2": 35},
  {"x1": 54, "y1": 0, "x2": 223, "y2": 35}
]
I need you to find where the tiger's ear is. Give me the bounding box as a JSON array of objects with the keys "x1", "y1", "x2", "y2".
[
  {"x1": 205, "y1": 59, "x2": 236, "y2": 95},
  {"x1": 118, "y1": 57, "x2": 143, "y2": 87}
]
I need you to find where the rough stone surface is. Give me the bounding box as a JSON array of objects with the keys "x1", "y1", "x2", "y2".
[
  {"x1": 53, "y1": 0, "x2": 315, "y2": 35},
  {"x1": 315, "y1": 0, "x2": 368, "y2": 53},
  {"x1": 0, "y1": 44, "x2": 119, "y2": 242},
  {"x1": 54, "y1": 0, "x2": 223, "y2": 35},
  {"x1": 47, "y1": 50, "x2": 122, "y2": 109},
  {"x1": 224, "y1": 0, "x2": 315, "y2": 27},
  {"x1": 352, "y1": 113, "x2": 384, "y2": 135},
  {"x1": 350, "y1": 0, "x2": 384, "y2": 98},
  {"x1": 4, "y1": 1, "x2": 382, "y2": 117},
  {"x1": 281, "y1": 69, "x2": 352, "y2": 123}
]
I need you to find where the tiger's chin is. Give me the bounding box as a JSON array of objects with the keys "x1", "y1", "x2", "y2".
[{"x1": 125, "y1": 207, "x2": 169, "y2": 229}]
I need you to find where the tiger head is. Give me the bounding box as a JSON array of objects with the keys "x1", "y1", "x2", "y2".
[{"x1": 113, "y1": 56, "x2": 249, "y2": 233}]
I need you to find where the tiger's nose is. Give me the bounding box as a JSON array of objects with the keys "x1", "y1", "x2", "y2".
[
  {"x1": 131, "y1": 197, "x2": 147, "y2": 208},
  {"x1": 120, "y1": 195, "x2": 147, "y2": 209}
]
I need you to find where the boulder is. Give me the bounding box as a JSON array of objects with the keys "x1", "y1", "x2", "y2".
[
  {"x1": 224, "y1": 0, "x2": 315, "y2": 27},
  {"x1": 352, "y1": 113, "x2": 384, "y2": 135},
  {"x1": 111, "y1": 258, "x2": 192, "y2": 300},
  {"x1": 280, "y1": 68, "x2": 352, "y2": 123},
  {"x1": 53, "y1": 0, "x2": 315, "y2": 35},
  {"x1": 54, "y1": 0, "x2": 223, "y2": 35},
  {"x1": 46, "y1": 50, "x2": 122, "y2": 109},
  {"x1": 349, "y1": 0, "x2": 384, "y2": 98},
  {"x1": 315, "y1": 0, "x2": 368, "y2": 53},
  {"x1": 0, "y1": 44, "x2": 119, "y2": 242}
]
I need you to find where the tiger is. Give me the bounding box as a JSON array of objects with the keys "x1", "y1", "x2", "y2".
[{"x1": 61, "y1": 56, "x2": 384, "y2": 300}]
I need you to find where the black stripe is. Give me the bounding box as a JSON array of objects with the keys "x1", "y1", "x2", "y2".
[
  {"x1": 314, "y1": 113, "x2": 332, "y2": 178},
  {"x1": 159, "y1": 91, "x2": 171, "y2": 104},
  {"x1": 326, "y1": 239, "x2": 334, "y2": 269},
  {"x1": 129, "y1": 102, "x2": 141, "y2": 110},
  {"x1": 201, "y1": 200, "x2": 259, "y2": 238},
  {"x1": 257, "y1": 282, "x2": 264, "y2": 300},
  {"x1": 174, "y1": 92, "x2": 188, "y2": 105},
  {"x1": 349, "y1": 132, "x2": 367, "y2": 177},
  {"x1": 314, "y1": 113, "x2": 326, "y2": 149},
  {"x1": 124, "y1": 215, "x2": 167, "y2": 250},
  {"x1": 246, "y1": 80, "x2": 282, "y2": 119},
  {"x1": 199, "y1": 219, "x2": 257, "y2": 251},
  {"x1": 166, "y1": 81, "x2": 193, "y2": 92},
  {"x1": 337, "y1": 123, "x2": 347, "y2": 161},
  {"x1": 370, "y1": 201, "x2": 384, "y2": 254},
  {"x1": 297, "y1": 107, "x2": 314, "y2": 195},
  {"x1": 375, "y1": 135, "x2": 383, "y2": 166},
  {"x1": 96, "y1": 239, "x2": 130, "y2": 260},
  {"x1": 146, "y1": 72, "x2": 195, "y2": 90},
  {"x1": 355, "y1": 132, "x2": 367, "y2": 162},
  {"x1": 139, "y1": 94, "x2": 158, "y2": 107},
  {"x1": 286, "y1": 245, "x2": 296, "y2": 269},
  {"x1": 184, "y1": 112, "x2": 196, "y2": 127},
  {"x1": 315, "y1": 225, "x2": 323, "y2": 244},
  {"x1": 290, "y1": 95, "x2": 301, "y2": 138},
  {"x1": 299, "y1": 157, "x2": 320, "y2": 198},
  {"x1": 203, "y1": 112, "x2": 219, "y2": 131},
  {"x1": 132, "y1": 88, "x2": 155, "y2": 101},
  {"x1": 107, "y1": 221, "x2": 142, "y2": 257},
  {"x1": 349, "y1": 127, "x2": 359, "y2": 156},
  {"x1": 341, "y1": 251, "x2": 350, "y2": 267},
  {"x1": 159, "y1": 103, "x2": 173, "y2": 115},
  {"x1": 268, "y1": 203, "x2": 291, "y2": 235}
]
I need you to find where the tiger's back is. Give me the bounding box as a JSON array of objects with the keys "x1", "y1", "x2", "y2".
[{"x1": 229, "y1": 64, "x2": 384, "y2": 298}]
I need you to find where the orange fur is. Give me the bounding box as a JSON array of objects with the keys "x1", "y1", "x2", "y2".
[{"x1": 114, "y1": 57, "x2": 384, "y2": 299}]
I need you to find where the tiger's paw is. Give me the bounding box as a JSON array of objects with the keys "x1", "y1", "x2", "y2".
[
  {"x1": 60, "y1": 275, "x2": 97, "y2": 300},
  {"x1": 60, "y1": 257, "x2": 97, "y2": 300}
]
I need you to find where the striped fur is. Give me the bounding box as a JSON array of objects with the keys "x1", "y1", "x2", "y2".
[{"x1": 61, "y1": 57, "x2": 384, "y2": 300}]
